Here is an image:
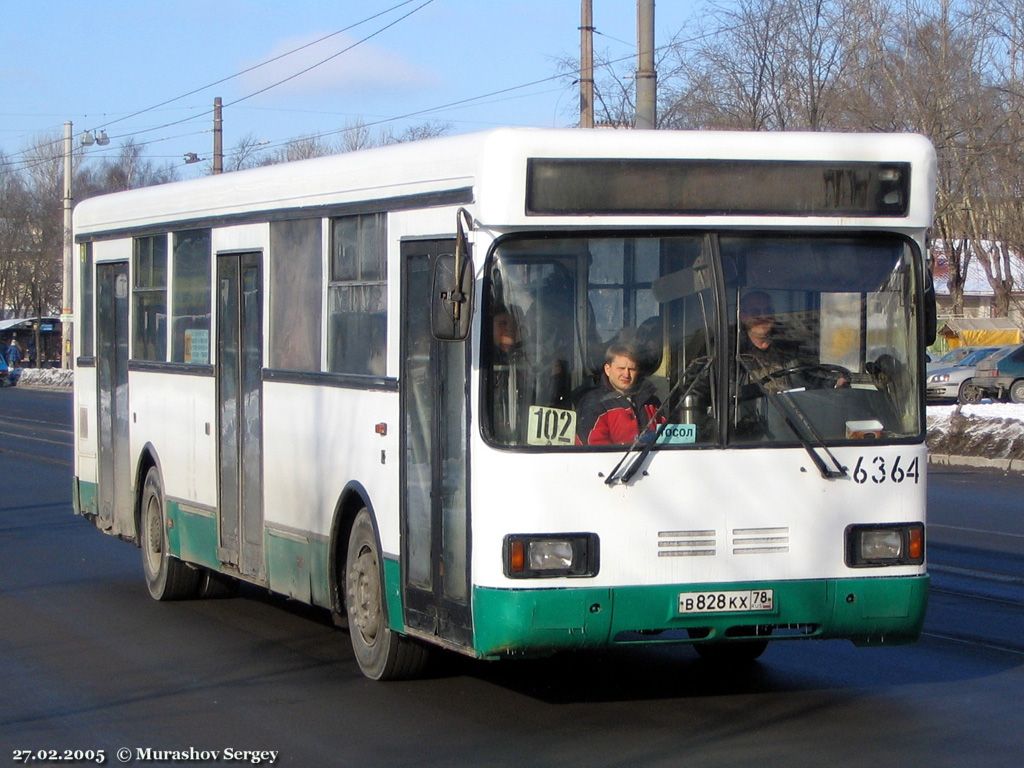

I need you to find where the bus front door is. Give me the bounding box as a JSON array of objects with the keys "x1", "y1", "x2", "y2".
[
  {"x1": 95, "y1": 261, "x2": 131, "y2": 537},
  {"x1": 400, "y1": 240, "x2": 472, "y2": 649},
  {"x1": 216, "y1": 252, "x2": 265, "y2": 581}
]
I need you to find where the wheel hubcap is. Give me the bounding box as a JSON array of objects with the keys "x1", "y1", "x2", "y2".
[
  {"x1": 348, "y1": 546, "x2": 381, "y2": 646},
  {"x1": 145, "y1": 497, "x2": 163, "y2": 573}
]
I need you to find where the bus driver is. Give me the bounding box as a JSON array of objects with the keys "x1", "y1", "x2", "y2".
[{"x1": 737, "y1": 290, "x2": 849, "y2": 393}]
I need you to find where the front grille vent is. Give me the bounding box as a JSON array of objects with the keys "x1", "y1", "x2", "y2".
[
  {"x1": 732, "y1": 527, "x2": 790, "y2": 555},
  {"x1": 657, "y1": 529, "x2": 716, "y2": 557}
]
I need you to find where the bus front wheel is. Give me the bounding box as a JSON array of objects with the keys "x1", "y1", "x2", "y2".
[
  {"x1": 140, "y1": 467, "x2": 200, "y2": 601},
  {"x1": 345, "y1": 508, "x2": 428, "y2": 680}
]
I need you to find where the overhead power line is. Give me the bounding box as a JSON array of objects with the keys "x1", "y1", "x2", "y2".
[
  {"x1": 93, "y1": 0, "x2": 429, "y2": 133},
  {"x1": 79, "y1": 0, "x2": 436, "y2": 152},
  {"x1": 3, "y1": 4, "x2": 743, "y2": 175},
  {"x1": 1, "y1": 0, "x2": 431, "y2": 169}
]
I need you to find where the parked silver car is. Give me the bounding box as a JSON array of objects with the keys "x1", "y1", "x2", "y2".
[{"x1": 926, "y1": 346, "x2": 1005, "y2": 403}]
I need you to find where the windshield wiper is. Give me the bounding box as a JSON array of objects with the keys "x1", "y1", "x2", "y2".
[
  {"x1": 604, "y1": 357, "x2": 714, "y2": 486},
  {"x1": 737, "y1": 359, "x2": 847, "y2": 480}
]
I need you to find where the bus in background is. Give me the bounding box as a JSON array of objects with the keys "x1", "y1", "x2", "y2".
[{"x1": 72, "y1": 128, "x2": 935, "y2": 680}]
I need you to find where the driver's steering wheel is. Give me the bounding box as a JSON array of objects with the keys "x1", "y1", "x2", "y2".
[{"x1": 758, "y1": 363, "x2": 851, "y2": 389}]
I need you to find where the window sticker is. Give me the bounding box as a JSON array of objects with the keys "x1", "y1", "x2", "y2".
[
  {"x1": 526, "y1": 406, "x2": 577, "y2": 446},
  {"x1": 657, "y1": 424, "x2": 697, "y2": 445}
]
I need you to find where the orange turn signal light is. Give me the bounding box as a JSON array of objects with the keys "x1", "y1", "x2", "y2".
[
  {"x1": 908, "y1": 526, "x2": 924, "y2": 561},
  {"x1": 509, "y1": 540, "x2": 526, "y2": 574}
]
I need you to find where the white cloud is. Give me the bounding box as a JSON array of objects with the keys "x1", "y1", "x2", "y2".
[{"x1": 239, "y1": 32, "x2": 436, "y2": 98}]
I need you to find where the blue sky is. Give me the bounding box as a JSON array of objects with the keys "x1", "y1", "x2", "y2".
[{"x1": 1, "y1": 0, "x2": 703, "y2": 179}]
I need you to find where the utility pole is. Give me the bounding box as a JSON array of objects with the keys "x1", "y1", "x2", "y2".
[
  {"x1": 62, "y1": 121, "x2": 73, "y2": 369},
  {"x1": 580, "y1": 0, "x2": 594, "y2": 128},
  {"x1": 635, "y1": 0, "x2": 657, "y2": 129},
  {"x1": 213, "y1": 97, "x2": 223, "y2": 174}
]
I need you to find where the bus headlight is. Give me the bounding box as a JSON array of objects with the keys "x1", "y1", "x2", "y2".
[
  {"x1": 504, "y1": 533, "x2": 599, "y2": 578},
  {"x1": 845, "y1": 523, "x2": 924, "y2": 567}
]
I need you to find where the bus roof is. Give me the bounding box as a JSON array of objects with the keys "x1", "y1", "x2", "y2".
[{"x1": 74, "y1": 128, "x2": 936, "y2": 238}]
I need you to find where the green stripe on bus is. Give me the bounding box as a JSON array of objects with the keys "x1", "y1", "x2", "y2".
[
  {"x1": 75, "y1": 479, "x2": 99, "y2": 517},
  {"x1": 165, "y1": 501, "x2": 219, "y2": 570},
  {"x1": 472, "y1": 576, "x2": 928, "y2": 658},
  {"x1": 262, "y1": 530, "x2": 331, "y2": 608},
  {"x1": 383, "y1": 556, "x2": 404, "y2": 631}
]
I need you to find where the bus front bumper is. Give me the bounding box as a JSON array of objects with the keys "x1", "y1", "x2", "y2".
[{"x1": 470, "y1": 575, "x2": 928, "y2": 658}]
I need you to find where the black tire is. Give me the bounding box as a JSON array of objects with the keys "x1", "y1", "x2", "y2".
[
  {"x1": 693, "y1": 639, "x2": 769, "y2": 663},
  {"x1": 197, "y1": 569, "x2": 239, "y2": 599},
  {"x1": 957, "y1": 381, "x2": 982, "y2": 405},
  {"x1": 140, "y1": 467, "x2": 200, "y2": 601},
  {"x1": 1010, "y1": 380, "x2": 1024, "y2": 404},
  {"x1": 345, "y1": 508, "x2": 428, "y2": 680}
]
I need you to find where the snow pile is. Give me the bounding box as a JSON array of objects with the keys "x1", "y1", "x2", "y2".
[
  {"x1": 12, "y1": 367, "x2": 75, "y2": 390},
  {"x1": 927, "y1": 403, "x2": 1024, "y2": 461}
]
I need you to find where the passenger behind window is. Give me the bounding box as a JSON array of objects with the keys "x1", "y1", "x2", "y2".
[
  {"x1": 489, "y1": 303, "x2": 526, "y2": 443},
  {"x1": 575, "y1": 341, "x2": 665, "y2": 445},
  {"x1": 522, "y1": 268, "x2": 603, "y2": 410},
  {"x1": 367, "y1": 314, "x2": 387, "y2": 376}
]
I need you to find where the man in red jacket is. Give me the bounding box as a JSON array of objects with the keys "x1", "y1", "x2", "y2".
[{"x1": 576, "y1": 341, "x2": 664, "y2": 445}]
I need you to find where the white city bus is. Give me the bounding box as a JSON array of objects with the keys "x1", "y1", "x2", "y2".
[{"x1": 73, "y1": 128, "x2": 935, "y2": 679}]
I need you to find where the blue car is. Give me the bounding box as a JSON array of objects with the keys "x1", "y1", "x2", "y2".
[{"x1": 926, "y1": 345, "x2": 988, "y2": 375}]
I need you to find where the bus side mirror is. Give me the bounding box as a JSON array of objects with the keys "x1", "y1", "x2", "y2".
[
  {"x1": 431, "y1": 209, "x2": 475, "y2": 341},
  {"x1": 431, "y1": 253, "x2": 474, "y2": 340}
]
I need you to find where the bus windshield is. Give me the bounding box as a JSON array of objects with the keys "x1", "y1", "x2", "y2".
[{"x1": 482, "y1": 233, "x2": 921, "y2": 450}]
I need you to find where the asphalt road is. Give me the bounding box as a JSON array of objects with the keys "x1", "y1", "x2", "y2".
[{"x1": 1, "y1": 389, "x2": 1022, "y2": 767}]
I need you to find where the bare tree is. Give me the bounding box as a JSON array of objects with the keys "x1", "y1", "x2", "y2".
[
  {"x1": 842, "y1": 0, "x2": 1003, "y2": 315},
  {"x1": 378, "y1": 121, "x2": 451, "y2": 145},
  {"x1": 339, "y1": 119, "x2": 374, "y2": 153},
  {"x1": 969, "y1": 0, "x2": 1024, "y2": 316},
  {"x1": 14, "y1": 134, "x2": 66, "y2": 319},
  {"x1": 74, "y1": 139, "x2": 179, "y2": 197},
  {"x1": 0, "y1": 131, "x2": 180, "y2": 319},
  {"x1": 224, "y1": 133, "x2": 270, "y2": 172},
  {"x1": 100, "y1": 139, "x2": 178, "y2": 192},
  {"x1": 267, "y1": 134, "x2": 336, "y2": 164},
  {"x1": 249, "y1": 120, "x2": 452, "y2": 167},
  {"x1": 0, "y1": 153, "x2": 30, "y2": 316}
]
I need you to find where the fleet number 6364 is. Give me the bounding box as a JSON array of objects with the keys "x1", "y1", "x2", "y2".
[{"x1": 851, "y1": 455, "x2": 920, "y2": 485}]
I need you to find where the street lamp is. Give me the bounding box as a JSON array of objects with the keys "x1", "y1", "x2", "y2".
[
  {"x1": 80, "y1": 130, "x2": 110, "y2": 147},
  {"x1": 62, "y1": 124, "x2": 113, "y2": 369}
]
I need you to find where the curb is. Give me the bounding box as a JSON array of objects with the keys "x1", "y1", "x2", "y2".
[{"x1": 927, "y1": 453, "x2": 1023, "y2": 473}]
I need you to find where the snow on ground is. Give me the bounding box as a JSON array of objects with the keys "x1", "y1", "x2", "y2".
[
  {"x1": 12, "y1": 367, "x2": 74, "y2": 390},
  {"x1": 11, "y1": 368, "x2": 1023, "y2": 461},
  {"x1": 927, "y1": 402, "x2": 1024, "y2": 461}
]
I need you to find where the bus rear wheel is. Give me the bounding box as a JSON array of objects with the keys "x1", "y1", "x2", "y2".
[
  {"x1": 140, "y1": 467, "x2": 200, "y2": 601},
  {"x1": 345, "y1": 508, "x2": 429, "y2": 680}
]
